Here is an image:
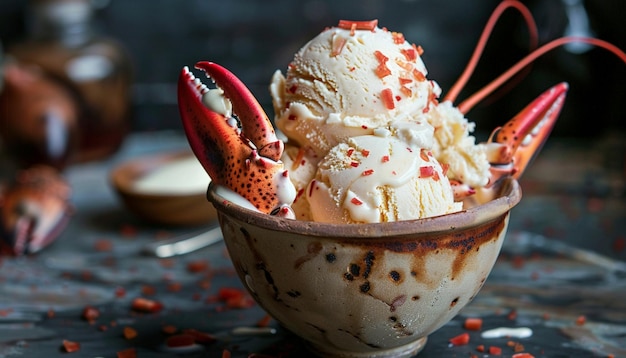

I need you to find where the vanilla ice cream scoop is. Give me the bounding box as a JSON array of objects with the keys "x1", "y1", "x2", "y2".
[
  {"x1": 271, "y1": 22, "x2": 439, "y2": 158},
  {"x1": 306, "y1": 123, "x2": 461, "y2": 224}
]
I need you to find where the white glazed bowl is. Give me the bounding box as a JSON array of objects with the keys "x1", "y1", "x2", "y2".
[{"x1": 207, "y1": 177, "x2": 521, "y2": 357}]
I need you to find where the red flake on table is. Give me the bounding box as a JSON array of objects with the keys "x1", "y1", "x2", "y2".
[
  {"x1": 381, "y1": 155, "x2": 390, "y2": 163},
  {"x1": 464, "y1": 317, "x2": 482, "y2": 331},
  {"x1": 131, "y1": 297, "x2": 163, "y2": 313},
  {"x1": 351, "y1": 197, "x2": 363, "y2": 206},
  {"x1": 489, "y1": 346, "x2": 502, "y2": 355},
  {"x1": 167, "y1": 282, "x2": 182, "y2": 292},
  {"x1": 512, "y1": 354, "x2": 535, "y2": 358},
  {"x1": 391, "y1": 31, "x2": 405, "y2": 44},
  {"x1": 162, "y1": 325, "x2": 178, "y2": 334},
  {"x1": 331, "y1": 36, "x2": 347, "y2": 56},
  {"x1": 47, "y1": 308, "x2": 55, "y2": 318},
  {"x1": 94, "y1": 239, "x2": 113, "y2": 252},
  {"x1": 141, "y1": 285, "x2": 157, "y2": 296},
  {"x1": 257, "y1": 314, "x2": 272, "y2": 327},
  {"x1": 338, "y1": 19, "x2": 378, "y2": 31},
  {"x1": 350, "y1": 161, "x2": 359, "y2": 167},
  {"x1": 98, "y1": 325, "x2": 108, "y2": 331},
  {"x1": 449, "y1": 332, "x2": 470, "y2": 346},
  {"x1": 218, "y1": 287, "x2": 254, "y2": 309},
  {"x1": 401, "y1": 48, "x2": 417, "y2": 61},
  {"x1": 183, "y1": 328, "x2": 217, "y2": 344},
  {"x1": 419, "y1": 166, "x2": 434, "y2": 178},
  {"x1": 123, "y1": 326, "x2": 137, "y2": 340},
  {"x1": 166, "y1": 334, "x2": 196, "y2": 348},
  {"x1": 362, "y1": 169, "x2": 374, "y2": 176},
  {"x1": 117, "y1": 348, "x2": 137, "y2": 358},
  {"x1": 115, "y1": 286, "x2": 126, "y2": 298},
  {"x1": 82, "y1": 306, "x2": 100, "y2": 322},
  {"x1": 62, "y1": 339, "x2": 80, "y2": 353},
  {"x1": 120, "y1": 224, "x2": 137, "y2": 238},
  {"x1": 187, "y1": 260, "x2": 209, "y2": 273},
  {"x1": 576, "y1": 315, "x2": 586, "y2": 325},
  {"x1": 381, "y1": 88, "x2": 395, "y2": 109},
  {"x1": 508, "y1": 341, "x2": 525, "y2": 352},
  {"x1": 507, "y1": 309, "x2": 517, "y2": 320},
  {"x1": 159, "y1": 258, "x2": 175, "y2": 268},
  {"x1": 476, "y1": 344, "x2": 485, "y2": 352},
  {"x1": 361, "y1": 149, "x2": 370, "y2": 157}
]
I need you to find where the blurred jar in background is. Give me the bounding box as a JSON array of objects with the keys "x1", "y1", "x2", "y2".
[
  {"x1": 0, "y1": 61, "x2": 79, "y2": 171},
  {"x1": 6, "y1": 0, "x2": 133, "y2": 163}
]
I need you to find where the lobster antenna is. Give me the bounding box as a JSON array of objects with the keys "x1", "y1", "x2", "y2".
[
  {"x1": 444, "y1": 0, "x2": 538, "y2": 104},
  {"x1": 457, "y1": 36, "x2": 626, "y2": 114}
]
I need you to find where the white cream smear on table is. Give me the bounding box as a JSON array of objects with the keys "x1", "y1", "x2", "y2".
[
  {"x1": 133, "y1": 156, "x2": 210, "y2": 195},
  {"x1": 481, "y1": 327, "x2": 533, "y2": 339}
]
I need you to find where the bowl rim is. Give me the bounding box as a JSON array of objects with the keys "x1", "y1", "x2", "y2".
[{"x1": 207, "y1": 177, "x2": 521, "y2": 238}]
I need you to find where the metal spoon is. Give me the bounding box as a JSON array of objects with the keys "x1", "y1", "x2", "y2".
[{"x1": 142, "y1": 225, "x2": 223, "y2": 258}]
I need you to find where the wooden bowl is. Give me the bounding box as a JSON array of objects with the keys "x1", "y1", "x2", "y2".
[{"x1": 110, "y1": 151, "x2": 216, "y2": 226}]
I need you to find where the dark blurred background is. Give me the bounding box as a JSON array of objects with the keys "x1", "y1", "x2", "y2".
[{"x1": 1, "y1": 0, "x2": 624, "y2": 140}]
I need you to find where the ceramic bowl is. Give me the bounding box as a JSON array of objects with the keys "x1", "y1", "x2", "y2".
[
  {"x1": 207, "y1": 177, "x2": 522, "y2": 357},
  {"x1": 110, "y1": 151, "x2": 216, "y2": 226}
]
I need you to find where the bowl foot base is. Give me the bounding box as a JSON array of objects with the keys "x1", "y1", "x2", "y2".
[{"x1": 308, "y1": 336, "x2": 427, "y2": 358}]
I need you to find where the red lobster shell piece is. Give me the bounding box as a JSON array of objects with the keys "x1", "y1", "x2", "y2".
[
  {"x1": 177, "y1": 62, "x2": 295, "y2": 215},
  {"x1": 0, "y1": 166, "x2": 72, "y2": 255}
]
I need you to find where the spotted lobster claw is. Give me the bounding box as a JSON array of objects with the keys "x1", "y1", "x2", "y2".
[
  {"x1": 486, "y1": 82, "x2": 568, "y2": 185},
  {"x1": 0, "y1": 166, "x2": 72, "y2": 255},
  {"x1": 178, "y1": 62, "x2": 295, "y2": 215}
]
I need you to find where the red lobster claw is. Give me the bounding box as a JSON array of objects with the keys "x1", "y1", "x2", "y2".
[
  {"x1": 178, "y1": 62, "x2": 295, "y2": 214},
  {"x1": 0, "y1": 166, "x2": 72, "y2": 255},
  {"x1": 485, "y1": 82, "x2": 568, "y2": 186}
]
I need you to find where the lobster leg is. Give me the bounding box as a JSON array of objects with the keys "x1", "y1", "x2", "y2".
[
  {"x1": 484, "y1": 82, "x2": 568, "y2": 186},
  {"x1": 177, "y1": 63, "x2": 295, "y2": 214}
]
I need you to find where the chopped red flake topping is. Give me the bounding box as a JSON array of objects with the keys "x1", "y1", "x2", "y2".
[
  {"x1": 419, "y1": 149, "x2": 430, "y2": 161},
  {"x1": 350, "y1": 66, "x2": 356, "y2": 71},
  {"x1": 381, "y1": 155, "x2": 390, "y2": 163},
  {"x1": 391, "y1": 31, "x2": 405, "y2": 44},
  {"x1": 361, "y1": 149, "x2": 370, "y2": 157},
  {"x1": 62, "y1": 340, "x2": 80, "y2": 353},
  {"x1": 464, "y1": 317, "x2": 483, "y2": 331},
  {"x1": 374, "y1": 51, "x2": 391, "y2": 78},
  {"x1": 288, "y1": 85, "x2": 297, "y2": 94},
  {"x1": 395, "y1": 95, "x2": 401, "y2": 101},
  {"x1": 400, "y1": 86, "x2": 412, "y2": 97},
  {"x1": 433, "y1": 171, "x2": 440, "y2": 181},
  {"x1": 362, "y1": 169, "x2": 374, "y2": 176},
  {"x1": 413, "y1": 69, "x2": 426, "y2": 81},
  {"x1": 347, "y1": 148, "x2": 354, "y2": 156},
  {"x1": 361, "y1": 124, "x2": 368, "y2": 129},
  {"x1": 449, "y1": 332, "x2": 470, "y2": 346},
  {"x1": 399, "y1": 77, "x2": 412, "y2": 85},
  {"x1": 350, "y1": 161, "x2": 359, "y2": 167},
  {"x1": 419, "y1": 166, "x2": 435, "y2": 178},
  {"x1": 351, "y1": 197, "x2": 363, "y2": 205},
  {"x1": 381, "y1": 88, "x2": 395, "y2": 109},
  {"x1": 401, "y1": 48, "x2": 417, "y2": 61},
  {"x1": 331, "y1": 36, "x2": 348, "y2": 56},
  {"x1": 374, "y1": 51, "x2": 388, "y2": 63},
  {"x1": 442, "y1": 163, "x2": 450, "y2": 176},
  {"x1": 337, "y1": 19, "x2": 378, "y2": 31}
]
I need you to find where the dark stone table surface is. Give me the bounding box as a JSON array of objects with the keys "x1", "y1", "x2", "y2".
[{"x1": 1, "y1": 131, "x2": 624, "y2": 357}]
